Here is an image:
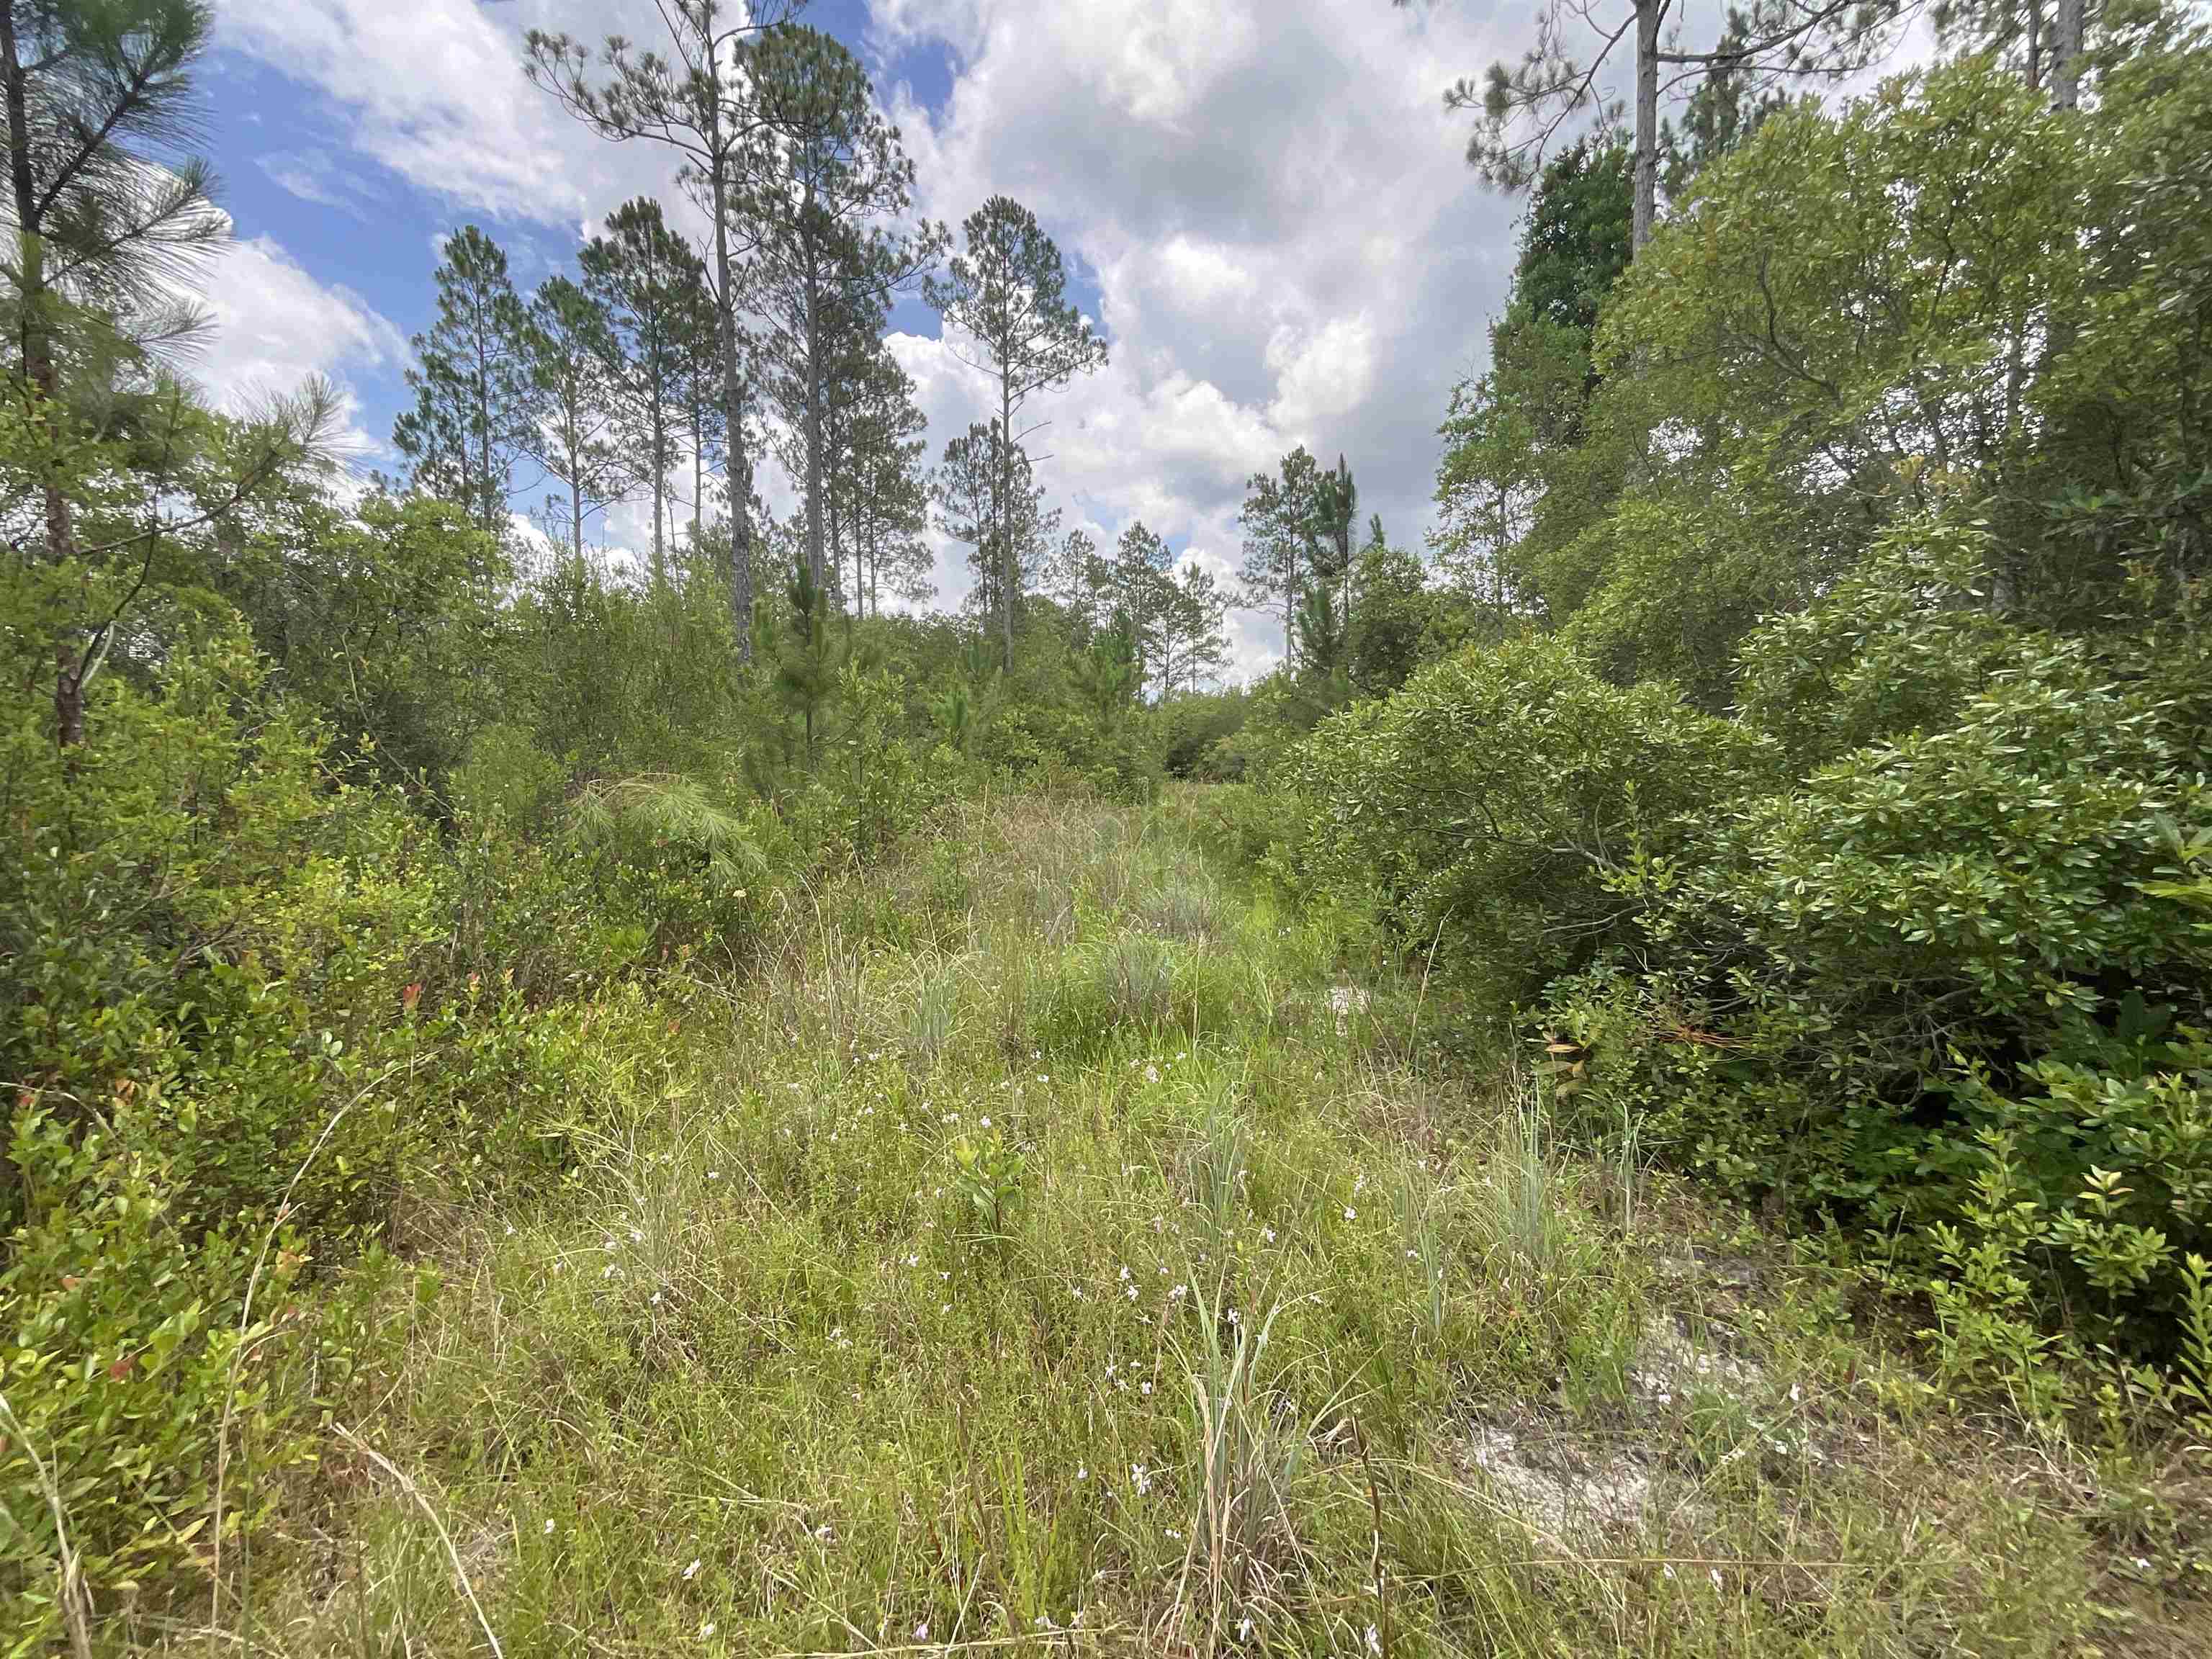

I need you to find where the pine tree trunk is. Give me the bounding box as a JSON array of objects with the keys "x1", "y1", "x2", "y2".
[
  {"x1": 999, "y1": 382, "x2": 1015, "y2": 670},
  {"x1": 708, "y1": 122, "x2": 753, "y2": 649},
  {"x1": 571, "y1": 441, "x2": 584, "y2": 561},
  {"x1": 804, "y1": 243, "x2": 826, "y2": 591},
  {"x1": 651, "y1": 405, "x2": 667, "y2": 588},
  {"x1": 6, "y1": 4, "x2": 87, "y2": 747},
  {"x1": 475, "y1": 315, "x2": 497, "y2": 536},
  {"x1": 1634, "y1": 0, "x2": 1659, "y2": 251}
]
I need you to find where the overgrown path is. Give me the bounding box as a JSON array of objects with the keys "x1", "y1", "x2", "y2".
[{"x1": 256, "y1": 793, "x2": 2170, "y2": 1656}]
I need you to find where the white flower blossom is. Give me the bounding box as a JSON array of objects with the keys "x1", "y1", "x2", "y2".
[{"x1": 682, "y1": 1558, "x2": 701, "y2": 1580}]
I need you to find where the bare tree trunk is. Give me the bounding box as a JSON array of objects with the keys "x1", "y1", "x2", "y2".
[
  {"x1": 2052, "y1": 0, "x2": 2085, "y2": 109},
  {"x1": 803, "y1": 248, "x2": 826, "y2": 591},
  {"x1": 709, "y1": 130, "x2": 753, "y2": 649},
  {"x1": 650, "y1": 406, "x2": 667, "y2": 589},
  {"x1": 5, "y1": 4, "x2": 88, "y2": 747},
  {"x1": 473, "y1": 310, "x2": 499, "y2": 537},
  {"x1": 1634, "y1": 0, "x2": 1660, "y2": 251},
  {"x1": 998, "y1": 386, "x2": 1015, "y2": 670}
]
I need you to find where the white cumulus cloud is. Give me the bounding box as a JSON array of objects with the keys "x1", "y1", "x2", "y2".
[{"x1": 194, "y1": 235, "x2": 409, "y2": 459}]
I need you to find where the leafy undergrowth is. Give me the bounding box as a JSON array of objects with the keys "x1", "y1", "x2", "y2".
[{"x1": 168, "y1": 793, "x2": 2207, "y2": 1656}]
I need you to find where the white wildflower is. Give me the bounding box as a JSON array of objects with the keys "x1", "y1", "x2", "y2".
[
  {"x1": 682, "y1": 1558, "x2": 701, "y2": 1580},
  {"x1": 1130, "y1": 1462, "x2": 1152, "y2": 1495}
]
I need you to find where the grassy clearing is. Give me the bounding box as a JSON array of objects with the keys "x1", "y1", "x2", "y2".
[{"x1": 176, "y1": 791, "x2": 2203, "y2": 1656}]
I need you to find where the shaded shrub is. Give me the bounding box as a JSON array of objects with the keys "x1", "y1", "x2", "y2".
[
  {"x1": 1552, "y1": 622, "x2": 2212, "y2": 1350},
  {"x1": 0, "y1": 620, "x2": 637, "y2": 1616},
  {"x1": 1287, "y1": 634, "x2": 1751, "y2": 1007}
]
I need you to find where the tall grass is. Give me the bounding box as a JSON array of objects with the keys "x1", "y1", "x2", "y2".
[{"x1": 207, "y1": 790, "x2": 2161, "y2": 1658}]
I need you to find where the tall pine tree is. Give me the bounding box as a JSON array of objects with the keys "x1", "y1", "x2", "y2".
[
  {"x1": 924, "y1": 197, "x2": 1107, "y2": 668},
  {"x1": 395, "y1": 227, "x2": 533, "y2": 538}
]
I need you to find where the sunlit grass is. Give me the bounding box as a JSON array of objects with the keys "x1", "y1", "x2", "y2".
[{"x1": 215, "y1": 791, "x2": 2167, "y2": 1657}]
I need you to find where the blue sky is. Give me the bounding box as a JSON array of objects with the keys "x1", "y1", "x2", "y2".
[
  {"x1": 193, "y1": 0, "x2": 1572, "y2": 675},
  {"x1": 203, "y1": 1, "x2": 974, "y2": 477}
]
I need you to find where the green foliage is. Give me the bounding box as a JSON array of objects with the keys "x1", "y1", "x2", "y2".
[
  {"x1": 949, "y1": 1128, "x2": 1026, "y2": 1241},
  {"x1": 0, "y1": 608, "x2": 619, "y2": 1615},
  {"x1": 1356, "y1": 529, "x2": 2212, "y2": 1375},
  {"x1": 1285, "y1": 34, "x2": 2212, "y2": 1401},
  {"x1": 1289, "y1": 634, "x2": 1749, "y2": 1010}
]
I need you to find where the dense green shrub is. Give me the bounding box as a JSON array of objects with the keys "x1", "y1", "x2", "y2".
[
  {"x1": 0, "y1": 616, "x2": 639, "y2": 1611},
  {"x1": 1547, "y1": 583, "x2": 2212, "y2": 1352},
  {"x1": 1288, "y1": 634, "x2": 1750, "y2": 1008},
  {"x1": 1292, "y1": 505, "x2": 2212, "y2": 1370}
]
